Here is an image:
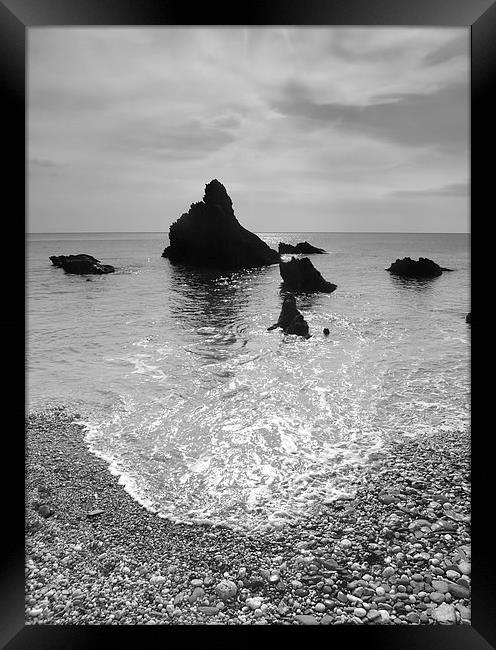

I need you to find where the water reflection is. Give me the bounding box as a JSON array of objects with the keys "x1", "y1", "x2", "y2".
[
  {"x1": 388, "y1": 274, "x2": 439, "y2": 292},
  {"x1": 168, "y1": 264, "x2": 267, "y2": 331}
]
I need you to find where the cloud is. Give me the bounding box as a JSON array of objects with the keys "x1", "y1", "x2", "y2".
[
  {"x1": 423, "y1": 33, "x2": 468, "y2": 66},
  {"x1": 28, "y1": 27, "x2": 469, "y2": 233},
  {"x1": 272, "y1": 81, "x2": 468, "y2": 155},
  {"x1": 390, "y1": 182, "x2": 469, "y2": 198}
]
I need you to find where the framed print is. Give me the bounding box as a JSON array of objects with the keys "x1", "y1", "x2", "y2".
[{"x1": 1, "y1": 0, "x2": 492, "y2": 648}]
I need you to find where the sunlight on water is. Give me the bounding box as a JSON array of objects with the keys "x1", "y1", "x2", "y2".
[{"x1": 27, "y1": 232, "x2": 470, "y2": 533}]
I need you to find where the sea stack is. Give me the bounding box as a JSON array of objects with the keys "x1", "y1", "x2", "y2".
[
  {"x1": 162, "y1": 180, "x2": 280, "y2": 269},
  {"x1": 267, "y1": 294, "x2": 311, "y2": 338},
  {"x1": 386, "y1": 257, "x2": 451, "y2": 278},
  {"x1": 49, "y1": 254, "x2": 115, "y2": 275},
  {"x1": 279, "y1": 241, "x2": 326, "y2": 254},
  {"x1": 279, "y1": 257, "x2": 337, "y2": 293}
]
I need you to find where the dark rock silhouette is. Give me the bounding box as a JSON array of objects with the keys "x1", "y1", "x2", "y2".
[
  {"x1": 323, "y1": 328, "x2": 330, "y2": 336},
  {"x1": 279, "y1": 241, "x2": 326, "y2": 254},
  {"x1": 162, "y1": 180, "x2": 279, "y2": 269},
  {"x1": 280, "y1": 257, "x2": 337, "y2": 293},
  {"x1": 285, "y1": 313, "x2": 310, "y2": 338},
  {"x1": 466, "y1": 312, "x2": 471, "y2": 324},
  {"x1": 267, "y1": 294, "x2": 310, "y2": 338},
  {"x1": 268, "y1": 294, "x2": 299, "y2": 330},
  {"x1": 386, "y1": 257, "x2": 452, "y2": 278},
  {"x1": 49, "y1": 254, "x2": 115, "y2": 275},
  {"x1": 50, "y1": 254, "x2": 100, "y2": 267}
]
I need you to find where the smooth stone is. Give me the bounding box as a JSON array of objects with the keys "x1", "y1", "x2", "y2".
[
  {"x1": 456, "y1": 604, "x2": 471, "y2": 620},
  {"x1": 431, "y1": 580, "x2": 449, "y2": 594},
  {"x1": 377, "y1": 610, "x2": 391, "y2": 623},
  {"x1": 37, "y1": 505, "x2": 53, "y2": 518},
  {"x1": 446, "y1": 581, "x2": 470, "y2": 599},
  {"x1": 295, "y1": 614, "x2": 319, "y2": 625},
  {"x1": 198, "y1": 606, "x2": 219, "y2": 616},
  {"x1": 382, "y1": 567, "x2": 396, "y2": 579},
  {"x1": 214, "y1": 580, "x2": 237, "y2": 601},
  {"x1": 188, "y1": 587, "x2": 205, "y2": 604},
  {"x1": 446, "y1": 570, "x2": 461, "y2": 581},
  {"x1": 430, "y1": 592, "x2": 445, "y2": 604},
  {"x1": 246, "y1": 597, "x2": 263, "y2": 610}
]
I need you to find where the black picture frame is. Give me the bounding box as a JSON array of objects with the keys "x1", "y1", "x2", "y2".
[{"x1": 2, "y1": 0, "x2": 490, "y2": 647}]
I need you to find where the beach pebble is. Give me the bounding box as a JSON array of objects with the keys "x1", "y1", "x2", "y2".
[
  {"x1": 295, "y1": 614, "x2": 319, "y2": 625},
  {"x1": 27, "y1": 608, "x2": 43, "y2": 617},
  {"x1": 214, "y1": 580, "x2": 237, "y2": 601},
  {"x1": 188, "y1": 587, "x2": 205, "y2": 604},
  {"x1": 246, "y1": 597, "x2": 263, "y2": 610},
  {"x1": 431, "y1": 603, "x2": 457, "y2": 624}
]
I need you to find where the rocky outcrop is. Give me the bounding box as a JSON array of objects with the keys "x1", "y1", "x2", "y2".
[
  {"x1": 162, "y1": 180, "x2": 279, "y2": 269},
  {"x1": 279, "y1": 241, "x2": 326, "y2": 254},
  {"x1": 386, "y1": 257, "x2": 451, "y2": 278},
  {"x1": 267, "y1": 294, "x2": 310, "y2": 338},
  {"x1": 49, "y1": 254, "x2": 115, "y2": 274},
  {"x1": 279, "y1": 257, "x2": 337, "y2": 293},
  {"x1": 466, "y1": 312, "x2": 471, "y2": 324}
]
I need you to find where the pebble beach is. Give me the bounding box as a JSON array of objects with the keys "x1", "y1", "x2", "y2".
[{"x1": 25, "y1": 408, "x2": 471, "y2": 626}]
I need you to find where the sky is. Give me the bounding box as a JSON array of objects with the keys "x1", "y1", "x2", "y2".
[{"x1": 28, "y1": 27, "x2": 469, "y2": 233}]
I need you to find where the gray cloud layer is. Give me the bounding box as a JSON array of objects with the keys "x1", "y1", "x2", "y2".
[{"x1": 28, "y1": 28, "x2": 469, "y2": 233}]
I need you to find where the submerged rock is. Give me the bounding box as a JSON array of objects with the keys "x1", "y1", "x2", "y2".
[
  {"x1": 279, "y1": 257, "x2": 337, "y2": 293},
  {"x1": 267, "y1": 294, "x2": 311, "y2": 338},
  {"x1": 49, "y1": 254, "x2": 115, "y2": 275},
  {"x1": 279, "y1": 241, "x2": 326, "y2": 254},
  {"x1": 466, "y1": 312, "x2": 471, "y2": 324},
  {"x1": 162, "y1": 179, "x2": 279, "y2": 269},
  {"x1": 386, "y1": 257, "x2": 451, "y2": 278}
]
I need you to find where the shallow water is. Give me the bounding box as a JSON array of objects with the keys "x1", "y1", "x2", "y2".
[{"x1": 27, "y1": 232, "x2": 470, "y2": 532}]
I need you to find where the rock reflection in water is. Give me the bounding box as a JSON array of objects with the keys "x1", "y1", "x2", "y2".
[{"x1": 168, "y1": 264, "x2": 268, "y2": 331}]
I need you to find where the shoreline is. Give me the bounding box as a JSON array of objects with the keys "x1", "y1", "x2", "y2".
[{"x1": 26, "y1": 408, "x2": 471, "y2": 625}]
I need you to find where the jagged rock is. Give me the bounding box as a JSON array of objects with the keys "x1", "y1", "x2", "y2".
[
  {"x1": 386, "y1": 257, "x2": 451, "y2": 278},
  {"x1": 267, "y1": 294, "x2": 299, "y2": 330},
  {"x1": 162, "y1": 180, "x2": 279, "y2": 269},
  {"x1": 267, "y1": 294, "x2": 311, "y2": 338},
  {"x1": 279, "y1": 257, "x2": 337, "y2": 293},
  {"x1": 49, "y1": 254, "x2": 115, "y2": 275},
  {"x1": 279, "y1": 241, "x2": 326, "y2": 254},
  {"x1": 285, "y1": 314, "x2": 310, "y2": 338},
  {"x1": 466, "y1": 312, "x2": 471, "y2": 324},
  {"x1": 431, "y1": 603, "x2": 457, "y2": 624}
]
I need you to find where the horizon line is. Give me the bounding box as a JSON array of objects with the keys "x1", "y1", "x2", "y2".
[{"x1": 27, "y1": 230, "x2": 470, "y2": 235}]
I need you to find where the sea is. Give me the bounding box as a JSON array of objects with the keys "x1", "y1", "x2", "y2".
[{"x1": 26, "y1": 232, "x2": 470, "y2": 533}]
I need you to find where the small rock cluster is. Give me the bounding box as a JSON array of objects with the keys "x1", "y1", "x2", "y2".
[{"x1": 26, "y1": 409, "x2": 470, "y2": 626}]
